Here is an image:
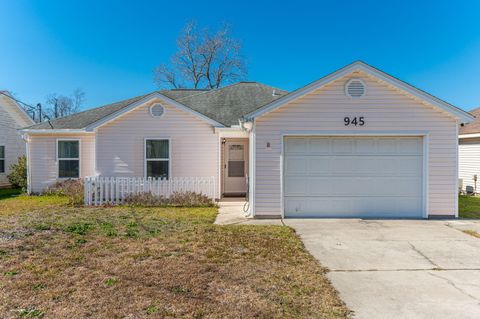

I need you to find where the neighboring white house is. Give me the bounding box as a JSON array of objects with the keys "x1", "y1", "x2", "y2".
[
  {"x1": 459, "y1": 108, "x2": 480, "y2": 193},
  {"x1": 0, "y1": 91, "x2": 35, "y2": 187},
  {"x1": 22, "y1": 61, "x2": 473, "y2": 218}
]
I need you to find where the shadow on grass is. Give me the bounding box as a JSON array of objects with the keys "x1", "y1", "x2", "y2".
[{"x1": 0, "y1": 188, "x2": 22, "y2": 200}]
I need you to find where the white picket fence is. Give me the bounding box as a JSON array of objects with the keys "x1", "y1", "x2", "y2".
[{"x1": 84, "y1": 176, "x2": 216, "y2": 206}]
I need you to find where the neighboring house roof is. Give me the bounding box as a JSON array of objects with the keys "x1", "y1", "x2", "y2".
[
  {"x1": 244, "y1": 61, "x2": 474, "y2": 124},
  {"x1": 459, "y1": 107, "x2": 480, "y2": 135},
  {"x1": 24, "y1": 82, "x2": 288, "y2": 130},
  {"x1": 0, "y1": 91, "x2": 35, "y2": 127}
]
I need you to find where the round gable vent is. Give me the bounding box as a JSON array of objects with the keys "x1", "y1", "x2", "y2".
[
  {"x1": 150, "y1": 103, "x2": 165, "y2": 117},
  {"x1": 345, "y1": 78, "x2": 366, "y2": 98}
]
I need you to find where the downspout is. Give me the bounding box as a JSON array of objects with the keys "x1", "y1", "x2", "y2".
[
  {"x1": 22, "y1": 133, "x2": 31, "y2": 194},
  {"x1": 239, "y1": 117, "x2": 254, "y2": 217}
]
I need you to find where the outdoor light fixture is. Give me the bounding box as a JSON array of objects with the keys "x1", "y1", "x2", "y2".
[{"x1": 240, "y1": 119, "x2": 253, "y2": 132}]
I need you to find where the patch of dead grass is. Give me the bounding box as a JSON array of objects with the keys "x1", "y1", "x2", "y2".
[
  {"x1": 463, "y1": 230, "x2": 480, "y2": 238},
  {"x1": 0, "y1": 196, "x2": 349, "y2": 318}
]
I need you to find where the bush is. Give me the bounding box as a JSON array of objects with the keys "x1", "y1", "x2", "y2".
[
  {"x1": 124, "y1": 191, "x2": 214, "y2": 207},
  {"x1": 44, "y1": 179, "x2": 84, "y2": 206},
  {"x1": 7, "y1": 156, "x2": 27, "y2": 191}
]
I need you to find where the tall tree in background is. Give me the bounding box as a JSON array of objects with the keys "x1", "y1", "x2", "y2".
[
  {"x1": 154, "y1": 21, "x2": 247, "y2": 89},
  {"x1": 45, "y1": 88, "x2": 85, "y2": 119}
]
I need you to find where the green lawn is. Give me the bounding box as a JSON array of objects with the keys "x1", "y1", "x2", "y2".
[
  {"x1": 459, "y1": 195, "x2": 480, "y2": 218},
  {"x1": 0, "y1": 188, "x2": 22, "y2": 200},
  {"x1": 0, "y1": 193, "x2": 349, "y2": 318}
]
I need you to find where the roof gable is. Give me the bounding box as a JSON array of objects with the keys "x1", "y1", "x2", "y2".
[
  {"x1": 85, "y1": 92, "x2": 225, "y2": 130},
  {"x1": 244, "y1": 61, "x2": 473, "y2": 123},
  {"x1": 0, "y1": 92, "x2": 35, "y2": 127}
]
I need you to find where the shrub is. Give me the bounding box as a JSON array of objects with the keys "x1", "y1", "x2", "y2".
[
  {"x1": 7, "y1": 156, "x2": 27, "y2": 191},
  {"x1": 44, "y1": 179, "x2": 84, "y2": 206},
  {"x1": 124, "y1": 191, "x2": 214, "y2": 207},
  {"x1": 169, "y1": 191, "x2": 214, "y2": 207}
]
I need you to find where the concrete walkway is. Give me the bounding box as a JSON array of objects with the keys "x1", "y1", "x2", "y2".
[
  {"x1": 285, "y1": 219, "x2": 480, "y2": 319},
  {"x1": 214, "y1": 198, "x2": 282, "y2": 225}
]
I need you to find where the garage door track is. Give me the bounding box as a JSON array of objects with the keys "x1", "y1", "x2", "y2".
[{"x1": 285, "y1": 219, "x2": 480, "y2": 319}]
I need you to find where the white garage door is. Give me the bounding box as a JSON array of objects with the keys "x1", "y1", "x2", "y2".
[{"x1": 284, "y1": 136, "x2": 424, "y2": 218}]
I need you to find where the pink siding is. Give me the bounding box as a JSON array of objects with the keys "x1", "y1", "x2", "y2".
[
  {"x1": 254, "y1": 71, "x2": 458, "y2": 217},
  {"x1": 95, "y1": 99, "x2": 219, "y2": 194},
  {"x1": 28, "y1": 134, "x2": 95, "y2": 193}
]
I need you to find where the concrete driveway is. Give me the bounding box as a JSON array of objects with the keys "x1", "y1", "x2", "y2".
[{"x1": 285, "y1": 219, "x2": 480, "y2": 319}]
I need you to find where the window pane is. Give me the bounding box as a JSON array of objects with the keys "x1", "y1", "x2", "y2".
[
  {"x1": 0, "y1": 160, "x2": 4, "y2": 173},
  {"x1": 146, "y1": 140, "x2": 169, "y2": 159},
  {"x1": 58, "y1": 141, "x2": 79, "y2": 158},
  {"x1": 228, "y1": 161, "x2": 244, "y2": 177},
  {"x1": 59, "y1": 160, "x2": 79, "y2": 178},
  {"x1": 0, "y1": 146, "x2": 4, "y2": 158},
  {"x1": 147, "y1": 161, "x2": 169, "y2": 179}
]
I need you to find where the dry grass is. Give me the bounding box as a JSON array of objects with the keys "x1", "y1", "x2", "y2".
[
  {"x1": 463, "y1": 230, "x2": 480, "y2": 239},
  {"x1": 0, "y1": 194, "x2": 349, "y2": 319}
]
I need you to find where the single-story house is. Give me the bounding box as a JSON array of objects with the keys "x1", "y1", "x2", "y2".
[
  {"x1": 0, "y1": 91, "x2": 35, "y2": 187},
  {"x1": 22, "y1": 61, "x2": 473, "y2": 218},
  {"x1": 459, "y1": 108, "x2": 480, "y2": 193}
]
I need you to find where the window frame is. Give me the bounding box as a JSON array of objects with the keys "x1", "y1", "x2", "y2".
[
  {"x1": 144, "y1": 137, "x2": 171, "y2": 179},
  {"x1": 56, "y1": 139, "x2": 81, "y2": 179},
  {"x1": 0, "y1": 145, "x2": 5, "y2": 174}
]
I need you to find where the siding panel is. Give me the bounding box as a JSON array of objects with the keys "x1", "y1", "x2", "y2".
[
  {"x1": 254, "y1": 71, "x2": 458, "y2": 217},
  {"x1": 95, "y1": 99, "x2": 219, "y2": 196},
  {"x1": 459, "y1": 138, "x2": 480, "y2": 192},
  {"x1": 28, "y1": 134, "x2": 95, "y2": 193}
]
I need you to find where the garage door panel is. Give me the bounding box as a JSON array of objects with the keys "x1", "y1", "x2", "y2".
[
  {"x1": 284, "y1": 157, "x2": 308, "y2": 174},
  {"x1": 284, "y1": 177, "x2": 307, "y2": 196},
  {"x1": 285, "y1": 196, "x2": 423, "y2": 218},
  {"x1": 285, "y1": 137, "x2": 307, "y2": 154},
  {"x1": 308, "y1": 158, "x2": 331, "y2": 174},
  {"x1": 355, "y1": 139, "x2": 377, "y2": 153},
  {"x1": 332, "y1": 139, "x2": 354, "y2": 154},
  {"x1": 377, "y1": 138, "x2": 398, "y2": 153},
  {"x1": 309, "y1": 138, "x2": 330, "y2": 154},
  {"x1": 284, "y1": 136, "x2": 424, "y2": 218}
]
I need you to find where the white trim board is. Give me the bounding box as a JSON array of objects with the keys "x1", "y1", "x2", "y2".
[
  {"x1": 56, "y1": 138, "x2": 81, "y2": 179},
  {"x1": 143, "y1": 137, "x2": 172, "y2": 179},
  {"x1": 459, "y1": 133, "x2": 480, "y2": 139},
  {"x1": 245, "y1": 61, "x2": 473, "y2": 124}
]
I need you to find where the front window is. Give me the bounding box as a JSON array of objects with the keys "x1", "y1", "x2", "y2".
[
  {"x1": 0, "y1": 146, "x2": 4, "y2": 173},
  {"x1": 57, "y1": 140, "x2": 79, "y2": 178},
  {"x1": 145, "y1": 139, "x2": 169, "y2": 179}
]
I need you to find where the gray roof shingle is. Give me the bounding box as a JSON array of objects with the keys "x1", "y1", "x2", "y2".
[{"x1": 26, "y1": 82, "x2": 287, "y2": 129}]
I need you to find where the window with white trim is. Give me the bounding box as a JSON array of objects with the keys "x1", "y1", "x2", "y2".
[
  {"x1": 145, "y1": 139, "x2": 169, "y2": 179},
  {"x1": 57, "y1": 140, "x2": 80, "y2": 178},
  {"x1": 0, "y1": 146, "x2": 4, "y2": 173}
]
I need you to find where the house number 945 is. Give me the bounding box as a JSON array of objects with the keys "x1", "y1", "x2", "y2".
[{"x1": 344, "y1": 116, "x2": 365, "y2": 126}]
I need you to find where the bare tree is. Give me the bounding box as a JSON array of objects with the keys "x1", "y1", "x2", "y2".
[
  {"x1": 154, "y1": 21, "x2": 247, "y2": 89},
  {"x1": 45, "y1": 89, "x2": 85, "y2": 119}
]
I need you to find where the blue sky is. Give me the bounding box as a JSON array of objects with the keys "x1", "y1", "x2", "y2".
[{"x1": 1, "y1": 0, "x2": 479, "y2": 112}]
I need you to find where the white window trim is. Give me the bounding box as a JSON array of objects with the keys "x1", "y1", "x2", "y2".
[
  {"x1": 0, "y1": 145, "x2": 5, "y2": 174},
  {"x1": 56, "y1": 139, "x2": 81, "y2": 179},
  {"x1": 144, "y1": 137, "x2": 171, "y2": 179}
]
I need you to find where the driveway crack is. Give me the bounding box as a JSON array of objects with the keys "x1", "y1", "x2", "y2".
[
  {"x1": 428, "y1": 272, "x2": 480, "y2": 302},
  {"x1": 408, "y1": 242, "x2": 440, "y2": 269}
]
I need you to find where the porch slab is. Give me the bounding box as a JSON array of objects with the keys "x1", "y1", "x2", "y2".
[{"x1": 214, "y1": 198, "x2": 283, "y2": 225}]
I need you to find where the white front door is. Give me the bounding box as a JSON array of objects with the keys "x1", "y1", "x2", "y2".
[
  {"x1": 224, "y1": 141, "x2": 248, "y2": 195},
  {"x1": 284, "y1": 136, "x2": 424, "y2": 218}
]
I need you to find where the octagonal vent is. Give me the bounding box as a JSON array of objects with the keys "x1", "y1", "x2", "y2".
[
  {"x1": 150, "y1": 103, "x2": 165, "y2": 117},
  {"x1": 345, "y1": 79, "x2": 366, "y2": 98}
]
